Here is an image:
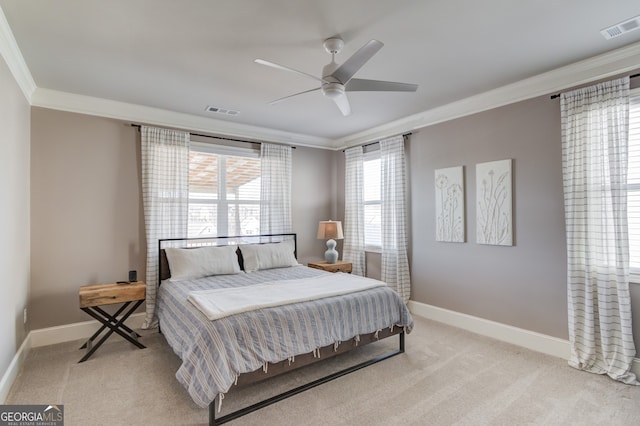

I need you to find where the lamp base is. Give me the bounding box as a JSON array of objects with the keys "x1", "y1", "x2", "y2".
[{"x1": 324, "y1": 239, "x2": 339, "y2": 264}]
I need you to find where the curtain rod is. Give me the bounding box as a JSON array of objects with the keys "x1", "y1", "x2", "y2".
[
  {"x1": 549, "y1": 73, "x2": 640, "y2": 99},
  {"x1": 342, "y1": 132, "x2": 412, "y2": 152},
  {"x1": 130, "y1": 124, "x2": 296, "y2": 148}
]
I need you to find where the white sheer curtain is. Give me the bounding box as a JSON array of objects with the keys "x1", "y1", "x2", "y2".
[
  {"x1": 260, "y1": 143, "x2": 292, "y2": 234},
  {"x1": 141, "y1": 126, "x2": 190, "y2": 328},
  {"x1": 380, "y1": 135, "x2": 411, "y2": 302},
  {"x1": 561, "y1": 77, "x2": 638, "y2": 384},
  {"x1": 343, "y1": 146, "x2": 366, "y2": 276}
]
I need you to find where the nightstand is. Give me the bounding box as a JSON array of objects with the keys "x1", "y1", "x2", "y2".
[
  {"x1": 78, "y1": 281, "x2": 146, "y2": 362},
  {"x1": 308, "y1": 260, "x2": 353, "y2": 273}
]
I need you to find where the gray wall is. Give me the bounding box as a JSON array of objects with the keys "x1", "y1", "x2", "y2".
[
  {"x1": 342, "y1": 92, "x2": 640, "y2": 345},
  {"x1": 30, "y1": 108, "x2": 144, "y2": 329},
  {"x1": 292, "y1": 146, "x2": 340, "y2": 265},
  {"x1": 29, "y1": 108, "x2": 336, "y2": 329},
  {"x1": 408, "y1": 95, "x2": 569, "y2": 338},
  {"x1": 23, "y1": 79, "x2": 640, "y2": 346},
  {"x1": 0, "y1": 55, "x2": 30, "y2": 378}
]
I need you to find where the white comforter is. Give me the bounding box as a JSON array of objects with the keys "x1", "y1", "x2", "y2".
[{"x1": 188, "y1": 272, "x2": 386, "y2": 320}]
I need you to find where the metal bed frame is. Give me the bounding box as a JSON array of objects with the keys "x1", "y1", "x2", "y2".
[
  {"x1": 157, "y1": 233, "x2": 406, "y2": 425},
  {"x1": 209, "y1": 332, "x2": 404, "y2": 425}
]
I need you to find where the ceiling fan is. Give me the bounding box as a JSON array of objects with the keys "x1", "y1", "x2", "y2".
[{"x1": 255, "y1": 37, "x2": 418, "y2": 116}]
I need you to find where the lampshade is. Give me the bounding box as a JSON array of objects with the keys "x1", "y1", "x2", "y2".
[{"x1": 317, "y1": 220, "x2": 344, "y2": 240}]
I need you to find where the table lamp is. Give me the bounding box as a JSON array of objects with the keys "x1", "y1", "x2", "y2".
[{"x1": 317, "y1": 220, "x2": 344, "y2": 263}]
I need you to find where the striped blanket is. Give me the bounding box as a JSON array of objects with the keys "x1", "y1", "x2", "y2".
[{"x1": 157, "y1": 266, "x2": 413, "y2": 408}]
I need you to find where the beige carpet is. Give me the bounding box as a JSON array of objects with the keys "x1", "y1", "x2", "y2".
[{"x1": 7, "y1": 315, "x2": 640, "y2": 425}]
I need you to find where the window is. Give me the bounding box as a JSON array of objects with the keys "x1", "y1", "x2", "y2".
[
  {"x1": 188, "y1": 143, "x2": 261, "y2": 237},
  {"x1": 363, "y1": 150, "x2": 381, "y2": 249},
  {"x1": 628, "y1": 89, "x2": 640, "y2": 272}
]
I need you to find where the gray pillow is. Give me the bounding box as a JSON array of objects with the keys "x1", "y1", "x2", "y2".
[
  {"x1": 165, "y1": 245, "x2": 241, "y2": 281},
  {"x1": 239, "y1": 240, "x2": 298, "y2": 272}
]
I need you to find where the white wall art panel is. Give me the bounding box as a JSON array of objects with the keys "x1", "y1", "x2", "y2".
[
  {"x1": 435, "y1": 166, "x2": 465, "y2": 242},
  {"x1": 476, "y1": 159, "x2": 512, "y2": 246}
]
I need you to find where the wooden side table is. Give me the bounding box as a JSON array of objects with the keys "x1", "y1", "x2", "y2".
[
  {"x1": 78, "y1": 281, "x2": 146, "y2": 362},
  {"x1": 308, "y1": 260, "x2": 353, "y2": 273}
]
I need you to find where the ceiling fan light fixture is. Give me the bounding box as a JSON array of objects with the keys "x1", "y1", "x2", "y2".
[{"x1": 321, "y1": 82, "x2": 345, "y2": 99}]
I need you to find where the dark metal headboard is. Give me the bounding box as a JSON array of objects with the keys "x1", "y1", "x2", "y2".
[{"x1": 158, "y1": 233, "x2": 297, "y2": 285}]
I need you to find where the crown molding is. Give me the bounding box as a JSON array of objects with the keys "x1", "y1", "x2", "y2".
[
  {"x1": 31, "y1": 88, "x2": 333, "y2": 149},
  {"x1": 334, "y1": 40, "x2": 640, "y2": 149},
  {"x1": 4, "y1": 0, "x2": 640, "y2": 152},
  {"x1": 0, "y1": 6, "x2": 36, "y2": 102}
]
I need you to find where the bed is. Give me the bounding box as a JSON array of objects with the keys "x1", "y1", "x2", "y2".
[{"x1": 156, "y1": 233, "x2": 414, "y2": 425}]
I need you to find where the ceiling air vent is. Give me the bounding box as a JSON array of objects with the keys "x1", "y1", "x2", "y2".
[
  {"x1": 601, "y1": 15, "x2": 640, "y2": 40},
  {"x1": 206, "y1": 105, "x2": 240, "y2": 116}
]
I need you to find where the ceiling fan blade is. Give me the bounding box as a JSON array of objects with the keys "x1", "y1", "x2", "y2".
[
  {"x1": 255, "y1": 59, "x2": 327, "y2": 84},
  {"x1": 268, "y1": 87, "x2": 321, "y2": 105},
  {"x1": 329, "y1": 39, "x2": 384, "y2": 84},
  {"x1": 332, "y1": 93, "x2": 351, "y2": 116},
  {"x1": 346, "y1": 78, "x2": 418, "y2": 92}
]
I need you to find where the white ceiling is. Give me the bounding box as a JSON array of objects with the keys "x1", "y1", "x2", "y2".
[{"x1": 2, "y1": 0, "x2": 640, "y2": 149}]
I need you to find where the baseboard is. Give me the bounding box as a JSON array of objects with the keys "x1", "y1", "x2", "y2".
[
  {"x1": 1, "y1": 313, "x2": 146, "y2": 403},
  {"x1": 30, "y1": 312, "x2": 146, "y2": 348},
  {"x1": 0, "y1": 333, "x2": 32, "y2": 403},
  {"x1": 408, "y1": 300, "x2": 640, "y2": 377},
  {"x1": 4, "y1": 304, "x2": 640, "y2": 403},
  {"x1": 408, "y1": 300, "x2": 571, "y2": 359}
]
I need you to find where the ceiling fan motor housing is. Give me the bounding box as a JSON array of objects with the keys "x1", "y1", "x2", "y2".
[
  {"x1": 321, "y1": 61, "x2": 344, "y2": 99},
  {"x1": 321, "y1": 82, "x2": 345, "y2": 99}
]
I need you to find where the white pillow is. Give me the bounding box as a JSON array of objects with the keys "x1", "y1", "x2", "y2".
[
  {"x1": 165, "y1": 245, "x2": 241, "y2": 281},
  {"x1": 239, "y1": 240, "x2": 298, "y2": 272}
]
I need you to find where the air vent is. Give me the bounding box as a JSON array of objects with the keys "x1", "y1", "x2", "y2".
[
  {"x1": 601, "y1": 15, "x2": 640, "y2": 40},
  {"x1": 206, "y1": 105, "x2": 240, "y2": 116}
]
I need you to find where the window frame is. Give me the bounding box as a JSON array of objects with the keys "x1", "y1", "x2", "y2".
[
  {"x1": 627, "y1": 87, "x2": 640, "y2": 283},
  {"x1": 363, "y1": 148, "x2": 382, "y2": 252},
  {"x1": 188, "y1": 141, "x2": 261, "y2": 238}
]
